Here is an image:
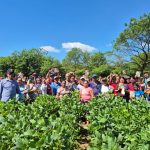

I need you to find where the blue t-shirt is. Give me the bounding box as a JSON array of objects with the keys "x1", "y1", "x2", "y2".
[
  {"x1": 0, "y1": 78, "x2": 21, "y2": 102},
  {"x1": 134, "y1": 90, "x2": 144, "y2": 98},
  {"x1": 89, "y1": 81, "x2": 101, "y2": 96},
  {"x1": 50, "y1": 82, "x2": 61, "y2": 95}
]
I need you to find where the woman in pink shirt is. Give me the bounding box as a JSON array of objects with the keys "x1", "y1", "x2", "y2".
[{"x1": 80, "y1": 80, "x2": 93, "y2": 103}]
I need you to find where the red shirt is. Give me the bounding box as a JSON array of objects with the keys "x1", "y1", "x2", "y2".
[
  {"x1": 110, "y1": 83, "x2": 118, "y2": 95},
  {"x1": 128, "y1": 83, "x2": 134, "y2": 91}
]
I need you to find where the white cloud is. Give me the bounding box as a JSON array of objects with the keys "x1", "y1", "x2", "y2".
[
  {"x1": 62, "y1": 42, "x2": 97, "y2": 52},
  {"x1": 40, "y1": 46, "x2": 59, "y2": 53}
]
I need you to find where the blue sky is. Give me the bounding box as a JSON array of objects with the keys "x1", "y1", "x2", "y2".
[{"x1": 0, "y1": 0, "x2": 150, "y2": 60}]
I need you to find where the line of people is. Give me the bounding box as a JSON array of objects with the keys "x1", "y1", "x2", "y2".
[{"x1": 1, "y1": 69, "x2": 150, "y2": 103}]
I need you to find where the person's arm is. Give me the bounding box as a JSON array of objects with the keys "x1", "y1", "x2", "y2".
[
  {"x1": 140, "y1": 90, "x2": 144, "y2": 98},
  {"x1": 56, "y1": 88, "x2": 61, "y2": 99},
  {"x1": 29, "y1": 86, "x2": 37, "y2": 93},
  {"x1": 56, "y1": 92, "x2": 60, "y2": 99},
  {"x1": 90, "y1": 88, "x2": 94, "y2": 100},
  {"x1": 46, "y1": 70, "x2": 51, "y2": 78},
  {"x1": 79, "y1": 89, "x2": 82, "y2": 99},
  {"x1": 0, "y1": 81, "x2": 3, "y2": 100}
]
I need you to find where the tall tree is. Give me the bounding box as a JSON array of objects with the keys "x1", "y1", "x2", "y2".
[
  {"x1": 90, "y1": 52, "x2": 107, "y2": 68},
  {"x1": 114, "y1": 13, "x2": 150, "y2": 74},
  {"x1": 62, "y1": 48, "x2": 84, "y2": 73},
  {"x1": 0, "y1": 49, "x2": 62, "y2": 77},
  {"x1": 0, "y1": 56, "x2": 14, "y2": 76},
  {"x1": 12, "y1": 49, "x2": 45, "y2": 76}
]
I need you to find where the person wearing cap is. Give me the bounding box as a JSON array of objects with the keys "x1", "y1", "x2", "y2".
[
  {"x1": 77, "y1": 77, "x2": 85, "y2": 91},
  {"x1": 50, "y1": 76, "x2": 61, "y2": 96},
  {"x1": 89, "y1": 74, "x2": 101, "y2": 96},
  {"x1": 0, "y1": 69, "x2": 21, "y2": 102}
]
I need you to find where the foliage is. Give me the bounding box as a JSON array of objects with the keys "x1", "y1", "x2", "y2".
[
  {"x1": 87, "y1": 95, "x2": 150, "y2": 149},
  {"x1": 114, "y1": 13, "x2": 150, "y2": 74},
  {"x1": 91, "y1": 64, "x2": 111, "y2": 77},
  {"x1": 40, "y1": 57, "x2": 62, "y2": 76},
  {"x1": 11, "y1": 49, "x2": 45, "y2": 76},
  {"x1": 90, "y1": 52, "x2": 107, "y2": 68},
  {"x1": 0, "y1": 56, "x2": 14, "y2": 77},
  {"x1": 62, "y1": 48, "x2": 108, "y2": 76},
  {"x1": 62, "y1": 48, "x2": 84, "y2": 73},
  {"x1": 1, "y1": 93, "x2": 150, "y2": 149},
  {"x1": 0, "y1": 93, "x2": 82, "y2": 150},
  {"x1": 0, "y1": 49, "x2": 63, "y2": 77}
]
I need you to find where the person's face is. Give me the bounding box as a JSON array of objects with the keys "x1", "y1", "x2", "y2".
[
  {"x1": 102, "y1": 82, "x2": 107, "y2": 86},
  {"x1": 83, "y1": 81, "x2": 89, "y2": 88},
  {"x1": 61, "y1": 81, "x2": 66, "y2": 87},
  {"x1": 130, "y1": 78, "x2": 135, "y2": 83},
  {"x1": 70, "y1": 76, "x2": 75, "y2": 82},
  {"x1": 92, "y1": 77, "x2": 97, "y2": 81},
  {"x1": 36, "y1": 79, "x2": 41, "y2": 84},
  {"x1": 17, "y1": 78, "x2": 22, "y2": 84},
  {"x1": 81, "y1": 79, "x2": 85, "y2": 85},
  {"x1": 144, "y1": 73, "x2": 149, "y2": 78},
  {"x1": 65, "y1": 74, "x2": 70, "y2": 81},
  {"x1": 120, "y1": 78, "x2": 124, "y2": 83},
  {"x1": 7, "y1": 73, "x2": 14, "y2": 80},
  {"x1": 127, "y1": 79, "x2": 130, "y2": 83},
  {"x1": 99, "y1": 76, "x2": 102, "y2": 81}
]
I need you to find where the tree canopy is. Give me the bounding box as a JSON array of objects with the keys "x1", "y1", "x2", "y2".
[{"x1": 114, "y1": 13, "x2": 150, "y2": 74}]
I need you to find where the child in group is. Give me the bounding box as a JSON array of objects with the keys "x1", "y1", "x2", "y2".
[{"x1": 133, "y1": 84, "x2": 144, "y2": 99}]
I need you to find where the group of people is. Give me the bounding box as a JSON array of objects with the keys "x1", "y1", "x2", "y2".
[{"x1": 0, "y1": 69, "x2": 150, "y2": 103}]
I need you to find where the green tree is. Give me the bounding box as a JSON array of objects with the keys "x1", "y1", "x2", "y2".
[
  {"x1": 90, "y1": 52, "x2": 107, "y2": 68},
  {"x1": 0, "y1": 49, "x2": 63, "y2": 77},
  {"x1": 89, "y1": 52, "x2": 108, "y2": 75},
  {"x1": 114, "y1": 13, "x2": 150, "y2": 74},
  {"x1": 62, "y1": 48, "x2": 84, "y2": 73},
  {"x1": 82, "y1": 51, "x2": 91, "y2": 70},
  {"x1": 40, "y1": 56, "x2": 63, "y2": 76},
  {"x1": 11, "y1": 49, "x2": 45, "y2": 76},
  {"x1": 0, "y1": 56, "x2": 14, "y2": 76},
  {"x1": 92, "y1": 64, "x2": 111, "y2": 77}
]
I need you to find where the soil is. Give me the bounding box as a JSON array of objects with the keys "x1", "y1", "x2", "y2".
[{"x1": 77, "y1": 121, "x2": 90, "y2": 150}]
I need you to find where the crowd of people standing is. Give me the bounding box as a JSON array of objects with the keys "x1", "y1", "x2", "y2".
[{"x1": 0, "y1": 69, "x2": 150, "y2": 103}]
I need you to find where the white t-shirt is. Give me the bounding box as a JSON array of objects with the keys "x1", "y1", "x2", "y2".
[
  {"x1": 101, "y1": 85, "x2": 109, "y2": 94},
  {"x1": 77, "y1": 84, "x2": 83, "y2": 91},
  {"x1": 41, "y1": 84, "x2": 47, "y2": 94}
]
